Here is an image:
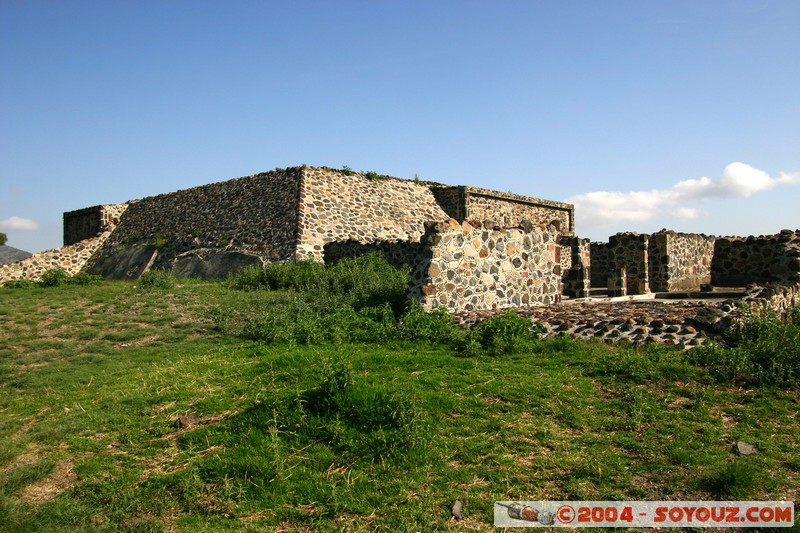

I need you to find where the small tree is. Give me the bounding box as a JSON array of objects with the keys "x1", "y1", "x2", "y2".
[{"x1": 0, "y1": 232, "x2": 7, "y2": 246}]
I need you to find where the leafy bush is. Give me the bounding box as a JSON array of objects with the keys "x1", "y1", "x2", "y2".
[
  {"x1": 38, "y1": 268, "x2": 71, "y2": 287},
  {"x1": 364, "y1": 171, "x2": 388, "y2": 181},
  {"x1": 23, "y1": 268, "x2": 103, "y2": 288},
  {"x1": 67, "y1": 272, "x2": 102, "y2": 286},
  {"x1": 229, "y1": 254, "x2": 409, "y2": 312},
  {"x1": 457, "y1": 309, "x2": 539, "y2": 356},
  {"x1": 138, "y1": 270, "x2": 177, "y2": 290},
  {"x1": 687, "y1": 305, "x2": 800, "y2": 387},
  {"x1": 3, "y1": 279, "x2": 39, "y2": 289},
  {"x1": 241, "y1": 297, "x2": 397, "y2": 346},
  {"x1": 398, "y1": 303, "x2": 459, "y2": 344},
  {"x1": 228, "y1": 261, "x2": 325, "y2": 291}
]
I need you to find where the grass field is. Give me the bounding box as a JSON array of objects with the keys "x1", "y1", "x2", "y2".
[{"x1": 1, "y1": 274, "x2": 798, "y2": 531}]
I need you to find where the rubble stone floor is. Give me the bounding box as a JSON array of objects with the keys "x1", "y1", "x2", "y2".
[{"x1": 453, "y1": 290, "x2": 748, "y2": 350}]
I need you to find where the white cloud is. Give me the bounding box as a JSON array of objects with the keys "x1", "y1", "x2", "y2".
[
  {"x1": 0, "y1": 216, "x2": 39, "y2": 231},
  {"x1": 566, "y1": 162, "x2": 800, "y2": 228},
  {"x1": 670, "y1": 207, "x2": 701, "y2": 220}
]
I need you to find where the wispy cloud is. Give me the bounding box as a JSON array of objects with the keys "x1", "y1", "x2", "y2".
[
  {"x1": 0, "y1": 216, "x2": 39, "y2": 231},
  {"x1": 566, "y1": 162, "x2": 800, "y2": 228}
]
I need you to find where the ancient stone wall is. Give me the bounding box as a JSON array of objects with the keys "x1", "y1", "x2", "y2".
[
  {"x1": 462, "y1": 188, "x2": 574, "y2": 235},
  {"x1": 429, "y1": 186, "x2": 466, "y2": 220},
  {"x1": 712, "y1": 230, "x2": 800, "y2": 286},
  {"x1": 648, "y1": 231, "x2": 716, "y2": 292},
  {"x1": 0, "y1": 232, "x2": 113, "y2": 284},
  {"x1": 589, "y1": 242, "x2": 611, "y2": 287},
  {"x1": 559, "y1": 236, "x2": 591, "y2": 298},
  {"x1": 323, "y1": 241, "x2": 426, "y2": 271},
  {"x1": 64, "y1": 204, "x2": 128, "y2": 246},
  {"x1": 743, "y1": 281, "x2": 800, "y2": 318},
  {"x1": 89, "y1": 168, "x2": 304, "y2": 275},
  {"x1": 604, "y1": 233, "x2": 650, "y2": 295},
  {"x1": 409, "y1": 219, "x2": 562, "y2": 311},
  {"x1": 294, "y1": 167, "x2": 451, "y2": 261}
]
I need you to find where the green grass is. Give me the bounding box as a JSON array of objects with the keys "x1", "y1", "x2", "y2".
[{"x1": 1, "y1": 277, "x2": 798, "y2": 531}]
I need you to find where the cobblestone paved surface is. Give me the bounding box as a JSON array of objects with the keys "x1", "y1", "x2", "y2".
[{"x1": 453, "y1": 297, "x2": 743, "y2": 349}]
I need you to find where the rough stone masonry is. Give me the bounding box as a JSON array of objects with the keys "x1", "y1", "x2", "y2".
[{"x1": 1, "y1": 165, "x2": 798, "y2": 349}]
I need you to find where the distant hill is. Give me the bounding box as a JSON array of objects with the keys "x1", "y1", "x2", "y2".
[{"x1": 0, "y1": 245, "x2": 32, "y2": 265}]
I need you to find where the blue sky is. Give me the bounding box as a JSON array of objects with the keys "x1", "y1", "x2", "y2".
[{"x1": 1, "y1": 1, "x2": 798, "y2": 253}]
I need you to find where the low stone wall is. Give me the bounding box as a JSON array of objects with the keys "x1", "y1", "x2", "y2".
[
  {"x1": 409, "y1": 219, "x2": 562, "y2": 311},
  {"x1": 604, "y1": 233, "x2": 650, "y2": 294},
  {"x1": 463, "y1": 187, "x2": 574, "y2": 235},
  {"x1": 590, "y1": 242, "x2": 611, "y2": 287},
  {"x1": 649, "y1": 231, "x2": 715, "y2": 292},
  {"x1": 712, "y1": 230, "x2": 800, "y2": 286},
  {"x1": 742, "y1": 281, "x2": 800, "y2": 318},
  {"x1": 0, "y1": 232, "x2": 113, "y2": 284},
  {"x1": 559, "y1": 236, "x2": 591, "y2": 298}
]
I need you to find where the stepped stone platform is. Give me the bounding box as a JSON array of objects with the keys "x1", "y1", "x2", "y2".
[{"x1": 453, "y1": 292, "x2": 748, "y2": 350}]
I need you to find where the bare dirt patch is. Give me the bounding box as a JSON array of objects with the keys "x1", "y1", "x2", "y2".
[{"x1": 20, "y1": 457, "x2": 77, "y2": 503}]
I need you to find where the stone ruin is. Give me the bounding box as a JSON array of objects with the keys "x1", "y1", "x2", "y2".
[{"x1": 1, "y1": 165, "x2": 798, "y2": 348}]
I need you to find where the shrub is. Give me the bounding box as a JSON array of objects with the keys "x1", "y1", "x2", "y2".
[
  {"x1": 3, "y1": 279, "x2": 39, "y2": 289},
  {"x1": 229, "y1": 254, "x2": 409, "y2": 313},
  {"x1": 138, "y1": 270, "x2": 176, "y2": 290},
  {"x1": 242, "y1": 297, "x2": 398, "y2": 346},
  {"x1": 38, "y1": 268, "x2": 71, "y2": 287},
  {"x1": 325, "y1": 254, "x2": 409, "y2": 312},
  {"x1": 364, "y1": 171, "x2": 387, "y2": 181},
  {"x1": 687, "y1": 305, "x2": 800, "y2": 387},
  {"x1": 457, "y1": 309, "x2": 539, "y2": 356},
  {"x1": 398, "y1": 303, "x2": 459, "y2": 344},
  {"x1": 67, "y1": 272, "x2": 102, "y2": 286},
  {"x1": 228, "y1": 261, "x2": 326, "y2": 292}
]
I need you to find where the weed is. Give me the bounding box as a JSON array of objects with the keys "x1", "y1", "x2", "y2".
[
  {"x1": 37, "y1": 268, "x2": 71, "y2": 287},
  {"x1": 69, "y1": 272, "x2": 103, "y2": 286},
  {"x1": 228, "y1": 260, "x2": 325, "y2": 292},
  {"x1": 364, "y1": 171, "x2": 388, "y2": 181},
  {"x1": 398, "y1": 303, "x2": 458, "y2": 344},
  {"x1": 688, "y1": 305, "x2": 800, "y2": 387},
  {"x1": 700, "y1": 461, "x2": 759, "y2": 499},
  {"x1": 457, "y1": 309, "x2": 539, "y2": 356},
  {"x1": 3, "y1": 279, "x2": 39, "y2": 289},
  {"x1": 9, "y1": 268, "x2": 103, "y2": 289},
  {"x1": 138, "y1": 270, "x2": 177, "y2": 290},
  {"x1": 341, "y1": 165, "x2": 354, "y2": 176},
  {"x1": 147, "y1": 234, "x2": 167, "y2": 248},
  {"x1": 3, "y1": 279, "x2": 798, "y2": 530}
]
